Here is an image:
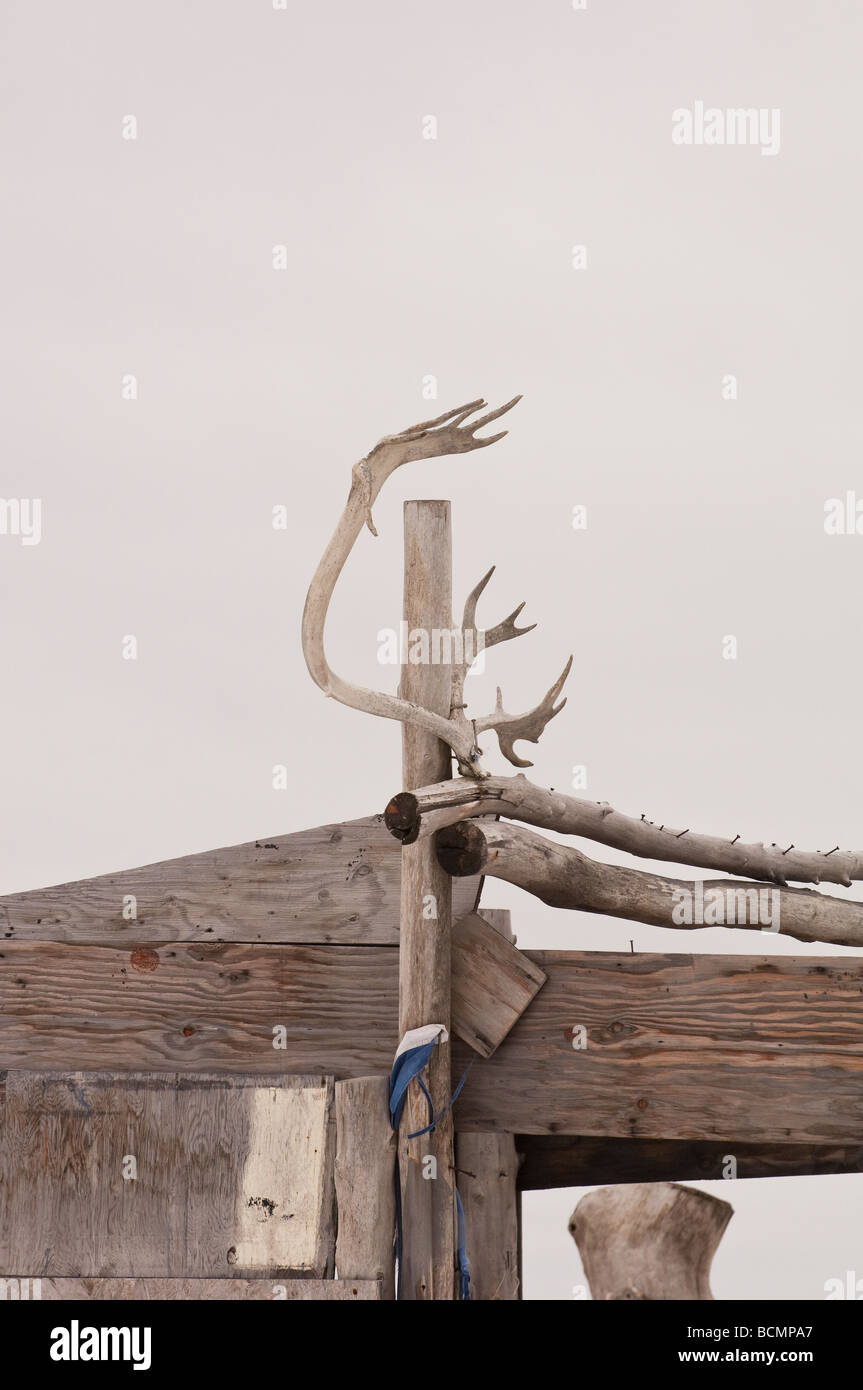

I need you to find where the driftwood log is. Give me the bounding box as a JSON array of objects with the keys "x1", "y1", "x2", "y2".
[
  {"x1": 386, "y1": 774, "x2": 863, "y2": 887},
  {"x1": 435, "y1": 819, "x2": 863, "y2": 949},
  {"x1": 570, "y1": 1183, "x2": 732, "y2": 1300}
]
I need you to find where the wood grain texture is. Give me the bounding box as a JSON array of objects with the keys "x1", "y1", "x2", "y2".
[
  {"x1": 0, "y1": 1277, "x2": 381, "y2": 1300},
  {"x1": 452, "y1": 913, "x2": 546, "y2": 1058},
  {"x1": 456, "y1": 1133, "x2": 519, "y2": 1300},
  {"x1": 0, "y1": 1072, "x2": 336, "y2": 1279},
  {"x1": 456, "y1": 951, "x2": 863, "y2": 1142},
  {"x1": 0, "y1": 818, "x2": 479, "y2": 946},
  {"x1": 516, "y1": 1134, "x2": 863, "y2": 1190},
  {"x1": 397, "y1": 500, "x2": 456, "y2": 1301},
  {"x1": 4, "y1": 949, "x2": 863, "y2": 1146},
  {"x1": 333, "y1": 1078, "x2": 394, "y2": 1295},
  {"x1": 334, "y1": 1077, "x2": 396, "y2": 1299},
  {"x1": 478, "y1": 909, "x2": 513, "y2": 941},
  {"x1": 0, "y1": 942, "x2": 397, "y2": 1075}
]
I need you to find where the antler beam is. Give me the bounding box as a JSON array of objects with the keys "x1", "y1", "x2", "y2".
[{"x1": 302, "y1": 397, "x2": 571, "y2": 778}]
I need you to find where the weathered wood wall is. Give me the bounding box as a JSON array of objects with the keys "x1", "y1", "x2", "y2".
[
  {"x1": 0, "y1": 818, "x2": 479, "y2": 946},
  {"x1": 3, "y1": 950, "x2": 863, "y2": 1146},
  {"x1": 0, "y1": 1072, "x2": 337, "y2": 1278},
  {"x1": 0, "y1": 1278, "x2": 382, "y2": 1300}
]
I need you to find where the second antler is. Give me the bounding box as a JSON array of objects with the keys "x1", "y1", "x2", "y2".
[{"x1": 301, "y1": 396, "x2": 571, "y2": 778}]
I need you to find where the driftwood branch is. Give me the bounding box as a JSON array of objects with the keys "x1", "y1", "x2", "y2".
[
  {"x1": 385, "y1": 774, "x2": 863, "y2": 887},
  {"x1": 435, "y1": 819, "x2": 863, "y2": 949}
]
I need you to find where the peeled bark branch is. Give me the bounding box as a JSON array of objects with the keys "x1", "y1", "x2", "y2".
[
  {"x1": 387, "y1": 774, "x2": 863, "y2": 887},
  {"x1": 435, "y1": 820, "x2": 863, "y2": 949}
]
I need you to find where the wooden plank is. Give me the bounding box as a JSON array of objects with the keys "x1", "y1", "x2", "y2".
[
  {"x1": 452, "y1": 912, "x2": 546, "y2": 1058},
  {"x1": 397, "y1": 499, "x2": 456, "y2": 1301},
  {"x1": 456, "y1": 1133, "x2": 519, "y2": 1299},
  {"x1": 4, "y1": 949, "x2": 863, "y2": 1147},
  {"x1": 334, "y1": 1077, "x2": 396, "y2": 1299},
  {"x1": 479, "y1": 909, "x2": 513, "y2": 940},
  {"x1": 0, "y1": 818, "x2": 479, "y2": 946},
  {"x1": 456, "y1": 909, "x2": 523, "y2": 1300},
  {"x1": 0, "y1": 1073, "x2": 336, "y2": 1278},
  {"x1": 0, "y1": 942, "x2": 397, "y2": 1075},
  {"x1": 516, "y1": 1134, "x2": 863, "y2": 1190},
  {"x1": 0, "y1": 1277, "x2": 381, "y2": 1300},
  {"x1": 456, "y1": 951, "x2": 863, "y2": 1141}
]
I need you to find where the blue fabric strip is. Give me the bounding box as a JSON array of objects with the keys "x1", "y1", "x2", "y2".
[{"x1": 388, "y1": 1039, "x2": 473, "y2": 1300}]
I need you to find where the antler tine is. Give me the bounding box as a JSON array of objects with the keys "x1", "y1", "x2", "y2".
[
  {"x1": 462, "y1": 565, "x2": 496, "y2": 633},
  {"x1": 454, "y1": 566, "x2": 537, "y2": 699},
  {"x1": 385, "y1": 398, "x2": 487, "y2": 444},
  {"x1": 467, "y1": 395, "x2": 523, "y2": 433},
  {"x1": 484, "y1": 601, "x2": 537, "y2": 651},
  {"x1": 475, "y1": 656, "x2": 573, "y2": 769}
]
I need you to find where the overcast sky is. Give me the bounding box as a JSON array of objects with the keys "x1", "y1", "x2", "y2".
[{"x1": 1, "y1": 0, "x2": 862, "y2": 1298}]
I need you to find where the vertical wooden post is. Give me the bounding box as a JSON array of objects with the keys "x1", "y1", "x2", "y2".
[
  {"x1": 334, "y1": 1076, "x2": 396, "y2": 1300},
  {"x1": 455, "y1": 1134, "x2": 520, "y2": 1299},
  {"x1": 398, "y1": 499, "x2": 456, "y2": 1300},
  {"x1": 456, "y1": 909, "x2": 521, "y2": 1300}
]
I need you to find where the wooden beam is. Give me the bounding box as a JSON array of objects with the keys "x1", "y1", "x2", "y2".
[
  {"x1": 0, "y1": 817, "x2": 479, "y2": 946},
  {"x1": 4, "y1": 948, "x2": 863, "y2": 1148},
  {"x1": 458, "y1": 950, "x2": 863, "y2": 1141},
  {"x1": 397, "y1": 499, "x2": 456, "y2": 1300},
  {"x1": 516, "y1": 1134, "x2": 863, "y2": 1190},
  {"x1": 0, "y1": 1278, "x2": 382, "y2": 1300},
  {"x1": 0, "y1": 1072, "x2": 337, "y2": 1278},
  {"x1": 0, "y1": 941, "x2": 397, "y2": 1076}
]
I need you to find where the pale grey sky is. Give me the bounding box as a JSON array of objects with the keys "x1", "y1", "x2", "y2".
[{"x1": 1, "y1": 0, "x2": 862, "y2": 1298}]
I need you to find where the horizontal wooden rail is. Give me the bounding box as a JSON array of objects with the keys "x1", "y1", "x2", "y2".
[
  {"x1": 0, "y1": 817, "x2": 478, "y2": 946},
  {"x1": 3, "y1": 947, "x2": 863, "y2": 1147}
]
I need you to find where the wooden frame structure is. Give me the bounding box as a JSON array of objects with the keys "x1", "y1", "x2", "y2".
[{"x1": 2, "y1": 397, "x2": 862, "y2": 1300}]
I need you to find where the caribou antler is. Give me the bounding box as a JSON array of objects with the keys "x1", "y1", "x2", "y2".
[
  {"x1": 301, "y1": 396, "x2": 571, "y2": 778},
  {"x1": 450, "y1": 566, "x2": 570, "y2": 769},
  {"x1": 450, "y1": 564, "x2": 538, "y2": 741},
  {"x1": 475, "y1": 656, "x2": 573, "y2": 768}
]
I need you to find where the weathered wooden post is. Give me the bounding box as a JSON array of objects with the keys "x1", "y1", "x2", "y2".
[
  {"x1": 397, "y1": 500, "x2": 456, "y2": 1300},
  {"x1": 334, "y1": 1076, "x2": 396, "y2": 1299},
  {"x1": 455, "y1": 907, "x2": 521, "y2": 1300}
]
